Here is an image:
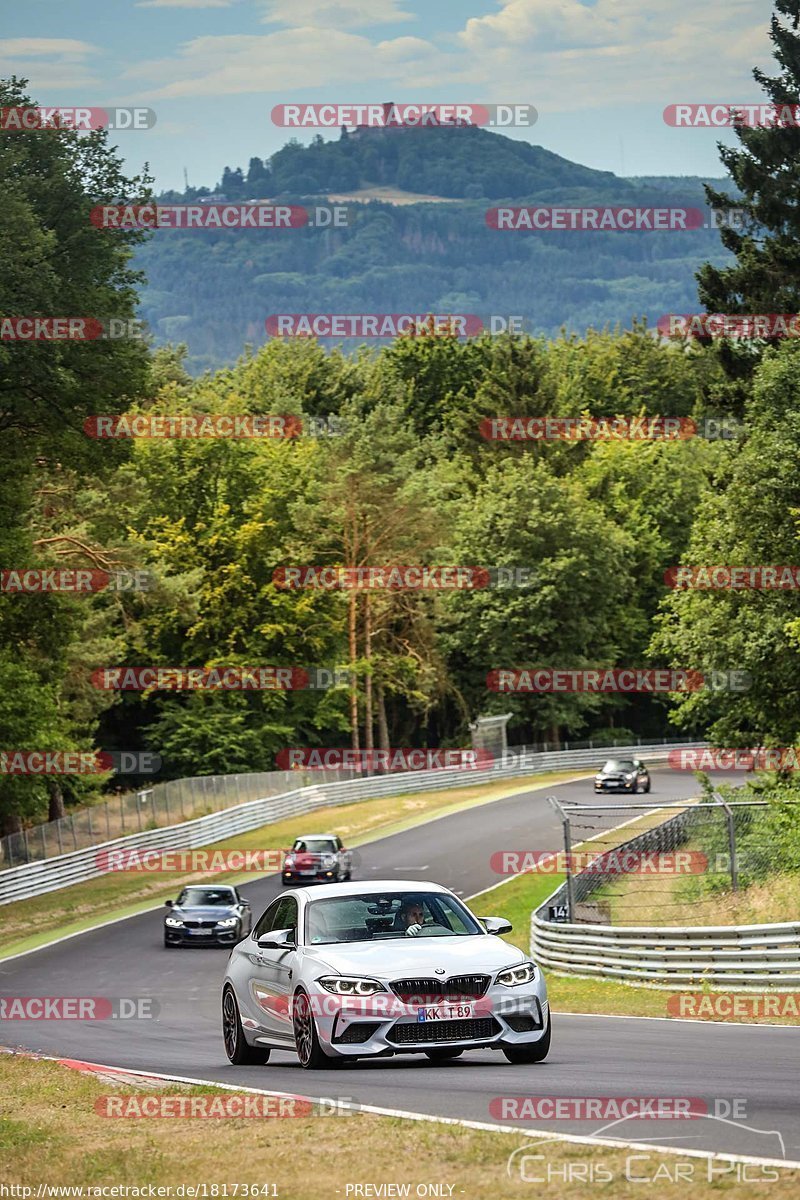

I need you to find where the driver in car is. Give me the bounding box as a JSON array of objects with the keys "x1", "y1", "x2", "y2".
[{"x1": 396, "y1": 896, "x2": 426, "y2": 937}]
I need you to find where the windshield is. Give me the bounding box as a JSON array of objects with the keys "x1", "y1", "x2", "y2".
[
  {"x1": 602, "y1": 760, "x2": 635, "y2": 772},
  {"x1": 305, "y1": 891, "x2": 483, "y2": 945},
  {"x1": 292, "y1": 839, "x2": 336, "y2": 854},
  {"x1": 177, "y1": 888, "x2": 235, "y2": 907}
]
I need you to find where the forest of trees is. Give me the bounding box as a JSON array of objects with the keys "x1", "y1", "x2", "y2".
[
  {"x1": 143, "y1": 127, "x2": 735, "y2": 372},
  {"x1": 4, "y1": 0, "x2": 800, "y2": 835}
]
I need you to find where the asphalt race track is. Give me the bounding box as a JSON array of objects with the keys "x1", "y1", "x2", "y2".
[{"x1": 2, "y1": 769, "x2": 798, "y2": 1164}]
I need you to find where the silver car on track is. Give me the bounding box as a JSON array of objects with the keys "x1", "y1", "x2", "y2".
[{"x1": 222, "y1": 879, "x2": 550, "y2": 1069}]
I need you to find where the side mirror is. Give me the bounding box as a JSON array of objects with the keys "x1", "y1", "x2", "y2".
[
  {"x1": 482, "y1": 916, "x2": 513, "y2": 935},
  {"x1": 238, "y1": 896, "x2": 250, "y2": 905},
  {"x1": 165, "y1": 899, "x2": 173, "y2": 908},
  {"x1": 257, "y1": 928, "x2": 296, "y2": 950}
]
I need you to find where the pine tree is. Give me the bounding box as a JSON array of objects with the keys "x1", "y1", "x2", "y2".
[{"x1": 698, "y1": 2, "x2": 800, "y2": 318}]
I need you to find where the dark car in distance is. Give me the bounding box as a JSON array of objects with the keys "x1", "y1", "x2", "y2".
[
  {"x1": 164, "y1": 885, "x2": 252, "y2": 947},
  {"x1": 594, "y1": 758, "x2": 651, "y2": 795}
]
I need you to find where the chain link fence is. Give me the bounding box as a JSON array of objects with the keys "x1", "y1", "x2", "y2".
[
  {"x1": 0, "y1": 735, "x2": 697, "y2": 870},
  {"x1": 544, "y1": 794, "x2": 800, "y2": 925},
  {"x1": 0, "y1": 767, "x2": 356, "y2": 869}
]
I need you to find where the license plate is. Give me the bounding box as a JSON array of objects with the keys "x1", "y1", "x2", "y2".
[
  {"x1": 190, "y1": 928, "x2": 213, "y2": 935},
  {"x1": 417, "y1": 1003, "x2": 474, "y2": 1022}
]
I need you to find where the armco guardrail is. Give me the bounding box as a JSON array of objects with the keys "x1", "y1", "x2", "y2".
[
  {"x1": 0, "y1": 741, "x2": 703, "y2": 906},
  {"x1": 531, "y1": 806, "x2": 800, "y2": 988}
]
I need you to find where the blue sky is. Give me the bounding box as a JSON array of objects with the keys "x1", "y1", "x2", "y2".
[{"x1": 1, "y1": 0, "x2": 775, "y2": 192}]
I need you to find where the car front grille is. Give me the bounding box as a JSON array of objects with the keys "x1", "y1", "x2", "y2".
[
  {"x1": 388, "y1": 1018, "x2": 499, "y2": 1045},
  {"x1": 182, "y1": 920, "x2": 216, "y2": 928},
  {"x1": 390, "y1": 975, "x2": 491, "y2": 1003}
]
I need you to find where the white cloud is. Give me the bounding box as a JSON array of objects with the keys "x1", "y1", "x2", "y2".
[
  {"x1": 126, "y1": 29, "x2": 436, "y2": 98},
  {"x1": 456, "y1": 0, "x2": 773, "y2": 108},
  {"x1": 259, "y1": 0, "x2": 413, "y2": 29},
  {"x1": 455, "y1": 0, "x2": 777, "y2": 109},
  {"x1": 0, "y1": 38, "x2": 101, "y2": 88},
  {"x1": 0, "y1": 38, "x2": 100, "y2": 58}
]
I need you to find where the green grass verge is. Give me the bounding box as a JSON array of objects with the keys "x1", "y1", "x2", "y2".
[{"x1": 2, "y1": 1053, "x2": 798, "y2": 1197}]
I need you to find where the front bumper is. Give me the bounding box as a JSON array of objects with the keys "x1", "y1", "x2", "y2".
[
  {"x1": 283, "y1": 869, "x2": 337, "y2": 884},
  {"x1": 595, "y1": 779, "x2": 635, "y2": 792},
  {"x1": 248, "y1": 979, "x2": 549, "y2": 1057},
  {"x1": 165, "y1": 924, "x2": 241, "y2": 946}
]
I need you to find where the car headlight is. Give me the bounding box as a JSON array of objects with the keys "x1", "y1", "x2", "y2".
[
  {"x1": 321, "y1": 854, "x2": 337, "y2": 866},
  {"x1": 624, "y1": 773, "x2": 635, "y2": 781},
  {"x1": 318, "y1": 976, "x2": 387, "y2": 995},
  {"x1": 165, "y1": 917, "x2": 184, "y2": 928},
  {"x1": 216, "y1": 916, "x2": 239, "y2": 927},
  {"x1": 496, "y1": 962, "x2": 537, "y2": 987},
  {"x1": 284, "y1": 854, "x2": 295, "y2": 867}
]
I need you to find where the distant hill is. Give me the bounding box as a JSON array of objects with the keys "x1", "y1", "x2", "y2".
[{"x1": 138, "y1": 127, "x2": 736, "y2": 372}]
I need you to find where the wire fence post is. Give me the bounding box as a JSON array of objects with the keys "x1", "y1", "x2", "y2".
[
  {"x1": 563, "y1": 813, "x2": 575, "y2": 921},
  {"x1": 547, "y1": 794, "x2": 574, "y2": 922},
  {"x1": 713, "y1": 791, "x2": 738, "y2": 892}
]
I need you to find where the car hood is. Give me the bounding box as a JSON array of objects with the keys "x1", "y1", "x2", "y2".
[
  {"x1": 169, "y1": 905, "x2": 238, "y2": 919},
  {"x1": 304, "y1": 935, "x2": 526, "y2": 978}
]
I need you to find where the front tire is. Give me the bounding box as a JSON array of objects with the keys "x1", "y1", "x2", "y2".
[
  {"x1": 293, "y1": 989, "x2": 335, "y2": 1069},
  {"x1": 644, "y1": 780, "x2": 651, "y2": 793},
  {"x1": 502, "y1": 1016, "x2": 551, "y2": 1064},
  {"x1": 424, "y1": 1048, "x2": 463, "y2": 1062},
  {"x1": 223, "y1": 986, "x2": 270, "y2": 1065}
]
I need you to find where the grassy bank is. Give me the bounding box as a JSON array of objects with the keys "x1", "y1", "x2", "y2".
[{"x1": 1, "y1": 1054, "x2": 796, "y2": 1199}]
